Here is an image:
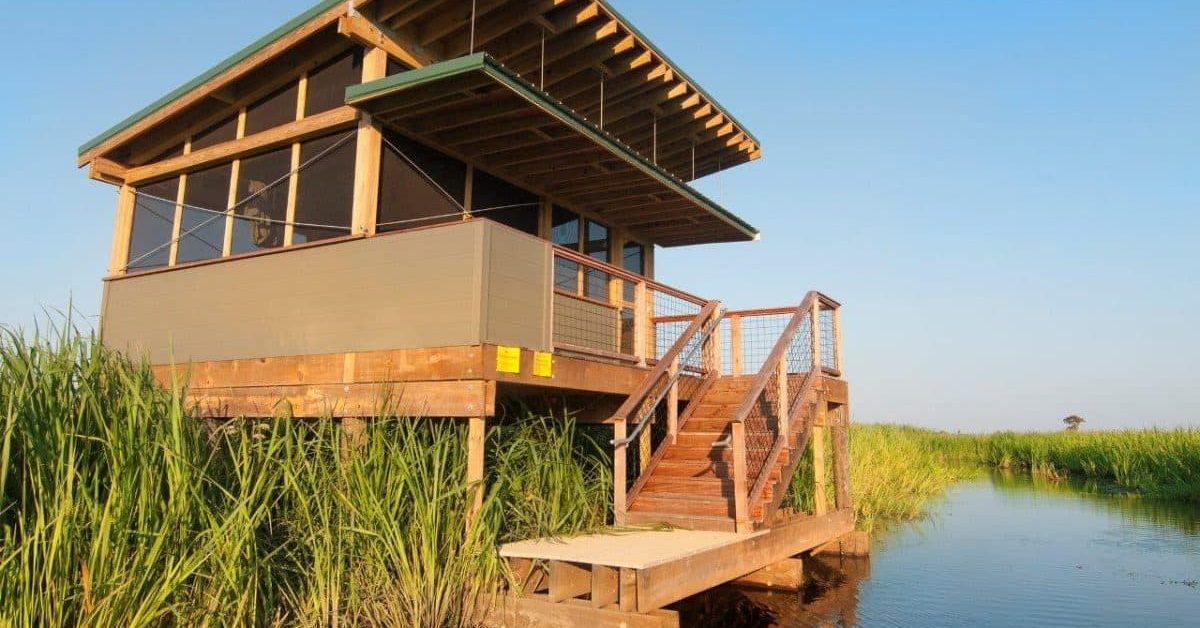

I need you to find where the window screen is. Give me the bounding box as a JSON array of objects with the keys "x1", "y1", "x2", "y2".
[
  {"x1": 551, "y1": 206, "x2": 580, "y2": 292},
  {"x1": 177, "y1": 163, "x2": 232, "y2": 264},
  {"x1": 244, "y1": 82, "x2": 298, "y2": 136},
  {"x1": 472, "y1": 169, "x2": 539, "y2": 235},
  {"x1": 231, "y1": 147, "x2": 291, "y2": 254},
  {"x1": 305, "y1": 49, "x2": 362, "y2": 117},
  {"x1": 293, "y1": 133, "x2": 355, "y2": 244},
  {"x1": 190, "y1": 115, "x2": 238, "y2": 151},
  {"x1": 378, "y1": 131, "x2": 466, "y2": 232},
  {"x1": 584, "y1": 220, "x2": 610, "y2": 298},
  {"x1": 127, "y1": 177, "x2": 179, "y2": 271}
]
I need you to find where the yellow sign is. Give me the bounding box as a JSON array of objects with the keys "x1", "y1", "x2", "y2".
[
  {"x1": 533, "y1": 351, "x2": 553, "y2": 378},
  {"x1": 496, "y1": 346, "x2": 521, "y2": 374}
]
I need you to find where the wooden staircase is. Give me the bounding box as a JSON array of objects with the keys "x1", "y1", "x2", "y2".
[
  {"x1": 625, "y1": 375, "x2": 816, "y2": 532},
  {"x1": 610, "y1": 292, "x2": 843, "y2": 534}
]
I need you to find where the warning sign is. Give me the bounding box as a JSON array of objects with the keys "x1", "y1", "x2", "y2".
[
  {"x1": 533, "y1": 351, "x2": 553, "y2": 378},
  {"x1": 496, "y1": 346, "x2": 521, "y2": 374}
]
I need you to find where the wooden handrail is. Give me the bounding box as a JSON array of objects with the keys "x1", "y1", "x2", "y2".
[
  {"x1": 552, "y1": 245, "x2": 707, "y2": 306},
  {"x1": 610, "y1": 300, "x2": 721, "y2": 435}
]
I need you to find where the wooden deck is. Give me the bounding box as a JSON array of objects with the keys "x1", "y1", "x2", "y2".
[{"x1": 499, "y1": 509, "x2": 854, "y2": 615}]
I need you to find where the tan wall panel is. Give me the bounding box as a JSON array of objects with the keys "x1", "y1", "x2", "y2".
[
  {"x1": 102, "y1": 222, "x2": 487, "y2": 364},
  {"x1": 480, "y1": 223, "x2": 553, "y2": 352}
]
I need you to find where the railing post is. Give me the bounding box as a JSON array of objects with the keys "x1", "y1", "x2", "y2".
[
  {"x1": 776, "y1": 352, "x2": 789, "y2": 434},
  {"x1": 731, "y1": 421, "x2": 750, "y2": 532},
  {"x1": 832, "y1": 304, "x2": 843, "y2": 374},
  {"x1": 634, "y1": 282, "x2": 650, "y2": 362},
  {"x1": 614, "y1": 419, "x2": 627, "y2": 525},
  {"x1": 810, "y1": 298, "x2": 822, "y2": 373},
  {"x1": 729, "y1": 313, "x2": 743, "y2": 376},
  {"x1": 831, "y1": 403, "x2": 852, "y2": 511},
  {"x1": 667, "y1": 357, "x2": 679, "y2": 443}
]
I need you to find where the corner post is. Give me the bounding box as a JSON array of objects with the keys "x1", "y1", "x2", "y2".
[
  {"x1": 666, "y1": 357, "x2": 679, "y2": 443},
  {"x1": 351, "y1": 46, "x2": 386, "y2": 237},
  {"x1": 731, "y1": 421, "x2": 750, "y2": 532},
  {"x1": 831, "y1": 404, "x2": 852, "y2": 512},
  {"x1": 729, "y1": 313, "x2": 743, "y2": 375},
  {"x1": 810, "y1": 298, "x2": 822, "y2": 373},
  {"x1": 633, "y1": 281, "x2": 648, "y2": 365},
  {"x1": 776, "y1": 352, "x2": 789, "y2": 433},
  {"x1": 107, "y1": 184, "x2": 136, "y2": 275},
  {"x1": 811, "y1": 395, "x2": 828, "y2": 516}
]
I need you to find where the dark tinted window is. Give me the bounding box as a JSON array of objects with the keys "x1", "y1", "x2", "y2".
[
  {"x1": 244, "y1": 82, "x2": 298, "y2": 135},
  {"x1": 386, "y1": 58, "x2": 411, "y2": 76},
  {"x1": 378, "y1": 132, "x2": 466, "y2": 232},
  {"x1": 177, "y1": 163, "x2": 232, "y2": 263},
  {"x1": 622, "y1": 241, "x2": 645, "y2": 301},
  {"x1": 293, "y1": 133, "x2": 355, "y2": 244},
  {"x1": 127, "y1": 177, "x2": 179, "y2": 271},
  {"x1": 231, "y1": 148, "x2": 291, "y2": 254},
  {"x1": 584, "y1": 220, "x2": 610, "y2": 298},
  {"x1": 551, "y1": 206, "x2": 581, "y2": 292},
  {"x1": 472, "y1": 169, "x2": 539, "y2": 235},
  {"x1": 190, "y1": 115, "x2": 238, "y2": 151},
  {"x1": 305, "y1": 50, "x2": 362, "y2": 116}
]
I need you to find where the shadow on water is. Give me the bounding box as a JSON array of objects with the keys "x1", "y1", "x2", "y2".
[
  {"x1": 672, "y1": 555, "x2": 872, "y2": 628},
  {"x1": 672, "y1": 473, "x2": 1200, "y2": 627}
]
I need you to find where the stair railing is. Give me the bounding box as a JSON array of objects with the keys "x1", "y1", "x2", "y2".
[
  {"x1": 725, "y1": 291, "x2": 841, "y2": 531},
  {"x1": 609, "y1": 299, "x2": 723, "y2": 523}
]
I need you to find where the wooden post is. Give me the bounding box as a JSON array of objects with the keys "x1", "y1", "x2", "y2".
[
  {"x1": 812, "y1": 398, "x2": 828, "y2": 516},
  {"x1": 831, "y1": 404, "x2": 852, "y2": 512},
  {"x1": 729, "y1": 314, "x2": 743, "y2": 375},
  {"x1": 614, "y1": 419, "x2": 627, "y2": 525},
  {"x1": 351, "y1": 47, "x2": 386, "y2": 236},
  {"x1": 731, "y1": 421, "x2": 750, "y2": 532},
  {"x1": 633, "y1": 281, "x2": 648, "y2": 364},
  {"x1": 775, "y1": 352, "x2": 789, "y2": 433},
  {"x1": 810, "y1": 299, "x2": 822, "y2": 373},
  {"x1": 667, "y1": 357, "x2": 679, "y2": 443},
  {"x1": 468, "y1": 415, "x2": 486, "y2": 521},
  {"x1": 340, "y1": 417, "x2": 368, "y2": 462},
  {"x1": 107, "y1": 184, "x2": 136, "y2": 274}
]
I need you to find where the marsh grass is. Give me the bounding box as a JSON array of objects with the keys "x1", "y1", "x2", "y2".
[{"x1": 0, "y1": 321, "x2": 609, "y2": 627}]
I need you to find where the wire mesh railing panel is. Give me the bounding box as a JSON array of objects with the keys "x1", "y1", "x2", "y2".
[
  {"x1": 552, "y1": 292, "x2": 620, "y2": 353},
  {"x1": 649, "y1": 288, "x2": 704, "y2": 360},
  {"x1": 819, "y1": 306, "x2": 837, "y2": 371}
]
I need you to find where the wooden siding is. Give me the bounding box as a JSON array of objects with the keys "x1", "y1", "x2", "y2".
[{"x1": 101, "y1": 221, "x2": 552, "y2": 364}]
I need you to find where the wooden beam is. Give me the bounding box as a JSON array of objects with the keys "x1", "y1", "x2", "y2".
[
  {"x1": 338, "y1": 10, "x2": 433, "y2": 68},
  {"x1": 732, "y1": 557, "x2": 804, "y2": 591},
  {"x1": 635, "y1": 509, "x2": 854, "y2": 612},
  {"x1": 831, "y1": 404, "x2": 852, "y2": 511},
  {"x1": 351, "y1": 48, "x2": 387, "y2": 236},
  {"x1": 591, "y1": 564, "x2": 619, "y2": 608},
  {"x1": 79, "y1": 0, "x2": 372, "y2": 167},
  {"x1": 188, "y1": 380, "x2": 494, "y2": 418},
  {"x1": 548, "y1": 561, "x2": 591, "y2": 602},
  {"x1": 125, "y1": 106, "x2": 357, "y2": 185},
  {"x1": 89, "y1": 157, "x2": 129, "y2": 185}
]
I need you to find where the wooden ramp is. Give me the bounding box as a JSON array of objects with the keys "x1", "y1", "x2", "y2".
[{"x1": 499, "y1": 509, "x2": 853, "y2": 617}]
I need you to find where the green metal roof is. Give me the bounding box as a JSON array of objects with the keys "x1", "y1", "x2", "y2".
[
  {"x1": 346, "y1": 53, "x2": 758, "y2": 242},
  {"x1": 79, "y1": 0, "x2": 760, "y2": 172},
  {"x1": 78, "y1": 0, "x2": 344, "y2": 158}
]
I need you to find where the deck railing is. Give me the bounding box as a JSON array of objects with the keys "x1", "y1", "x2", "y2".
[
  {"x1": 550, "y1": 246, "x2": 706, "y2": 364},
  {"x1": 725, "y1": 292, "x2": 842, "y2": 530}
]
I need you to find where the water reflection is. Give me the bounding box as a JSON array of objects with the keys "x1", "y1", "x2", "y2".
[
  {"x1": 674, "y1": 555, "x2": 871, "y2": 627},
  {"x1": 675, "y1": 474, "x2": 1200, "y2": 627}
]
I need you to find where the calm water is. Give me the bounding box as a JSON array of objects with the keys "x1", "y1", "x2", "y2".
[{"x1": 676, "y1": 473, "x2": 1200, "y2": 627}]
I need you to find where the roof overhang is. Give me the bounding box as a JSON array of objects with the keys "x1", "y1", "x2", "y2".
[{"x1": 346, "y1": 53, "x2": 757, "y2": 247}]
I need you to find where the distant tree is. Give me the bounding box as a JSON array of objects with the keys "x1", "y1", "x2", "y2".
[{"x1": 1063, "y1": 415, "x2": 1086, "y2": 432}]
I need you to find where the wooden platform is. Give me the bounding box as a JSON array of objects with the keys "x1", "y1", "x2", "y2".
[{"x1": 499, "y1": 509, "x2": 854, "y2": 614}]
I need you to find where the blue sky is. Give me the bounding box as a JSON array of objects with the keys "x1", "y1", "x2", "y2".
[{"x1": 0, "y1": 1, "x2": 1195, "y2": 431}]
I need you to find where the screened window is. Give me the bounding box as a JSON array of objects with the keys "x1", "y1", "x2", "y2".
[
  {"x1": 471, "y1": 169, "x2": 539, "y2": 235},
  {"x1": 378, "y1": 131, "x2": 465, "y2": 233},
  {"x1": 190, "y1": 115, "x2": 238, "y2": 151},
  {"x1": 177, "y1": 163, "x2": 232, "y2": 264},
  {"x1": 622, "y1": 241, "x2": 646, "y2": 301},
  {"x1": 305, "y1": 49, "x2": 362, "y2": 117},
  {"x1": 231, "y1": 147, "x2": 291, "y2": 254},
  {"x1": 244, "y1": 82, "x2": 298, "y2": 135},
  {"x1": 584, "y1": 220, "x2": 610, "y2": 298},
  {"x1": 551, "y1": 206, "x2": 580, "y2": 291},
  {"x1": 127, "y1": 177, "x2": 179, "y2": 271},
  {"x1": 293, "y1": 133, "x2": 355, "y2": 244}
]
